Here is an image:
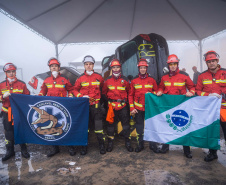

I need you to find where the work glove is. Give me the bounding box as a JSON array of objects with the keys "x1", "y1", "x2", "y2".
[
  {"x1": 3, "y1": 92, "x2": 11, "y2": 99},
  {"x1": 209, "y1": 93, "x2": 221, "y2": 99}
]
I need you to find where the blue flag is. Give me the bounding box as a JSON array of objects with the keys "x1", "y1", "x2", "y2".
[{"x1": 9, "y1": 94, "x2": 89, "y2": 146}]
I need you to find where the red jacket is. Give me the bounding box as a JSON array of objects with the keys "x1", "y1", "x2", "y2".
[
  {"x1": 39, "y1": 73, "x2": 73, "y2": 97},
  {"x1": 196, "y1": 66, "x2": 226, "y2": 109},
  {"x1": 0, "y1": 78, "x2": 30, "y2": 113},
  {"x1": 158, "y1": 70, "x2": 195, "y2": 95},
  {"x1": 73, "y1": 71, "x2": 104, "y2": 105},
  {"x1": 102, "y1": 75, "x2": 130, "y2": 110},
  {"x1": 129, "y1": 74, "x2": 158, "y2": 111}
]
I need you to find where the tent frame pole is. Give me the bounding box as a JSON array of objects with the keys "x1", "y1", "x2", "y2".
[
  {"x1": 55, "y1": 44, "x2": 59, "y2": 59},
  {"x1": 199, "y1": 40, "x2": 203, "y2": 72}
]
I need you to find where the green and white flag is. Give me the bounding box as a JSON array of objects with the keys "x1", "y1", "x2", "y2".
[{"x1": 144, "y1": 93, "x2": 221, "y2": 150}]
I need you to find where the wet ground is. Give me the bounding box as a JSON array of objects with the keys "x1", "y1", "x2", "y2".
[{"x1": 0, "y1": 119, "x2": 226, "y2": 185}]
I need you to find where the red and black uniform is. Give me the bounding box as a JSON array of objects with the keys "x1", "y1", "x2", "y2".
[
  {"x1": 73, "y1": 71, "x2": 104, "y2": 140},
  {"x1": 0, "y1": 78, "x2": 30, "y2": 142},
  {"x1": 102, "y1": 75, "x2": 130, "y2": 138},
  {"x1": 196, "y1": 66, "x2": 226, "y2": 140},
  {"x1": 128, "y1": 74, "x2": 158, "y2": 143},
  {"x1": 158, "y1": 69, "x2": 195, "y2": 154},
  {"x1": 38, "y1": 73, "x2": 73, "y2": 97}
]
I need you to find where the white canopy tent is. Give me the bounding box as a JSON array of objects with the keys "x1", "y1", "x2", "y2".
[{"x1": 0, "y1": 0, "x2": 226, "y2": 71}]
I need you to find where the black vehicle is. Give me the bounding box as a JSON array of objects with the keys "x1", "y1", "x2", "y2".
[
  {"x1": 28, "y1": 67, "x2": 81, "y2": 95},
  {"x1": 113, "y1": 33, "x2": 169, "y2": 84},
  {"x1": 101, "y1": 54, "x2": 115, "y2": 79}
]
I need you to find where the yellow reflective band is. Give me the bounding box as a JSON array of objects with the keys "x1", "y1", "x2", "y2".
[
  {"x1": 164, "y1": 82, "x2": 171, "y2": 86},
  {"x1": 201, "y1": 92, "x2": 205, "y2": 96},
  {"x1": 108, "y1": 136, "x2": 114, "y2": 139},
  {"x1": 77, "y1": 93, "x2": 81, "y2": 97},
  {"x1": 95, "y1": 130, "x2": 104, "y2": 134},
  {"x1": 117, "y1": 86, "x2": 126, "y2": 90},
  {"x1": 145, "y1": 84, "x2": 153, "y2": 88},
  {"x1": 108, "y1": 86, "x2": 115, "y2": 90},
  {"x1": 46, "y1": 85, "x2": 53, "y2": 88},
  {"x1": 2, "y1": 90, "x2": 9, "y2": 93},
  {"x1": 5, "y1": 139, "x2": 9, "y2": 144},
  {"x1": 134, "y1": 85, "x2": 142, "y2": 89},
  {"x1": 222, "y1": 103, "x2": 226, "y2": 106},
  {"x1": 68, "y1": 93, "x2": 73, "y2": 97},
  {"x1": 81, "y1": 82, "x2": 89, "y2": 86},
  {"x1": 203, "y1": 80, "x2": 212, "y2": 84},
  {"x1": 91, "y1": 82, "x2": 100, "y2": 85},
  {"x1": 39, "y1": 93, "x2": 44, "y2": 96},
  {"x1": 190, "y1": 90, "x2": 195, "y2": 93},
  {"x1": 55, "y1": 84, "x2": 65, "y2": 88},
  {"x1": 218, "y1": 79, "x2": 226, "y2": 83},
  {"x1": 174, "y1": 82, "x2": 185, "y2": 86},
  {"x1": 2, "y1": 107, "x2": 8, "y2": 112},
  {"x1": 12, "y1": 89, "x2": 23, "y2": 93},
  {"x1": 130, "y1": 104, "x2": 134, "y2": 107},
  {"x1": 134, "y1": 101, "x2": 143, "y2": 107}
]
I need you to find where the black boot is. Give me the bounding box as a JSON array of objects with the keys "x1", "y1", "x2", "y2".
[
  {"x1": 80, "y1": 146, "x2": 87, "y2": 155},
  {"x1": 68, "y1": 146, "x2": 76, "y2": 156},
  {"x1": 2, "y1": 142, "x2": 15, "y2": 161},
  {"x1": 98, "y1": 139, "x2": 106, "y2": 154},
  {"x1": 183, "y1": 146, "x2": 192, "y2": 159},
  {"x1": 106, "y1": 138, "x2": 114, "y2": 152},
  {"x1": 160, "y1": 144, "x2": 169, "y2": 154},
  {"x1": 135, "y1": 141, "x2": 144, "y2": 153},
  {"x1": 204, "y1": 149, "x2": 218, "y2": 162},
  {"x1": 20, "y1": 144, "x2": 30, "y2": 159},
  {"x1": 125, "y1": 138, "x2": 133, "y2": 152},
  {"x1": 149, "y1": 142, "x2": 160, "y2": 153},
  {"x1": 47, "y1": 146, "x2": 60, "y2": 157}
]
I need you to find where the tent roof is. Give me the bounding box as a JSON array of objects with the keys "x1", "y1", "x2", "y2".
[{"x1": 0, "y1": 0, "x2": 226, "y2": 44}]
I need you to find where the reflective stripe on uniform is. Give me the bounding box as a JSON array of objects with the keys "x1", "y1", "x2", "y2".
[
  {"x1": 108, "y1": 101, "x2": 125, "y2": 107},
  {"x1": 164, "y1": 82, "x2": 171, "y2": 86},
  {"x1": 174, "y1": 82, "x2": 185, "y2": 86},
  {"x1": 108, "y1": 86, "x2": 115, "y2": 90},
  {"x1": 117, "y1": 86, "x2": 126, "y2": 90},
  {"x1": 145, "y1": 84, "x2": 153, "y2": 88},
  {"x1": 201, "y1": 92, "x2": 205, "y2": 96},
  {"x1": 81, "y1": 82, "x2": 89, "y2": 86},
  {"x1": 130, "y1": 104, "x2": 134, "y2": 107},
  {"x1": 91, "y1": 82, "x2": 100, "y2": 85},
  {"x1": 2, "y1": 90, "x2": 9, "y2": 94},
  {"x1": 95, "y1": 130, "x2": 104, "y2": 134},
  {"x1": 77, "y1": 93, "x2": 81, "y2": 97},
  {"x1": 134, "y1": 85, "x2": 142, "y2": 89},
  {"x1": 55, "y1": 84, "x2": 65, "y2": 88},
  {"x1": 203, "y1": 80, "x2": 212, "y2": 84},
  {"x1": 134, "y1": 101, "x2": 143, "y2": 107},
  {"x1": 12, "y1": 89, "x2": 23, "y2": 93},
  {"x1": 218, "y1": 79, "x2": 226, "y2": 83},
  {"x1": 46, "y1": 84, "x2": 53, "y2": 88},
  {"x1": 2, "y1": 107, "x2": 8, "y2": 112},
  {"x1": 222, "y1": 103, "x2": 226, "y2": 106}
]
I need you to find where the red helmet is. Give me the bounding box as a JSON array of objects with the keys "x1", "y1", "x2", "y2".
[
  {"x1": 203, "y1": 50, "x2": 219, "y2": 61},
  {"x1": 110, "y1": 59, "x2": 121, "y2": 67},
  {"x1": 167, "y1": 54, "x2": 180, "y2": 64},
  {"x1": 137, "y1": 58, "x2": 148, "y2": 67},
  {"x1": 3, "y1": 63, "x2": 17, "y2": 72},
  {"x1": 48, "y1": 58, "x2": 60, "y2": 66}
]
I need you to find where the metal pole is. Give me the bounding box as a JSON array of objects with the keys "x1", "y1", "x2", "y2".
[
  {"x1": 55, "y1": 44, "x2": 59, "y2": 59},
  {"x1": 199, "y1": 40, "x2": 203, "y2": 72}
]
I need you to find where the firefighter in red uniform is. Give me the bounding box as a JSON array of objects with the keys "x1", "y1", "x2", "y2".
[
  {"x1": 0, "y1": 63, "x2": 30, "y2": 161},
  {"x1": 157, "y1": 54, "x2": 195, "y2": 158},
  {"x1": 129, "y1": 59, "x2": 158, "y2": 152},
  {"x1": 38, "y1": 58, "x2": 75, "y2": 157},
  {"x1": 73, "y1": 55, "x2": 105, "y2": 155},
  {"x1": 102, "y1": 59, "x2": 133, "y2": 152},
  {"x1": 196, "y1": 50, "x2": 226, "y2": 162}
]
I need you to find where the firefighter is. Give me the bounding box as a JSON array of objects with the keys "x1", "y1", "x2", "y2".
[
  {"x1": 38, "y1": 58, "x2": 75, "y2": 157},
  {"x1": 129, "y1": 59, "x2": 158, "y2": 152},
  {"x1": 73, "y1": 55, "x2": 105, "y2": 155},
  {"x1": 0, "y1": 63, "x2": 30, "y2": 161},
  {"x1": 196, "y1": 50, "x2": 226, "y2": 162},
  {"x1": 157, "y1": 54, "x2": 195, "y2": 158},
  {"x1": 102, "y1": 59, "x2": 133, "y2": 152}
]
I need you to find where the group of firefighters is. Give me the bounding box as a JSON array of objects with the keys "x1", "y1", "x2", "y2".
[{"x1": 0, "y1": 50, "x2": 225, "y2": 163}]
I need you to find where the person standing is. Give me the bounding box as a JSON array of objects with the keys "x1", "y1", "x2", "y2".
[
  {"x1": 38, "y1": 58, "x2": 75, "y2": 157},
  {"x1": 192, "y1": 66, "x2": 200, "y2": 85},
  {"x1": 157, "y1": 54, "x2": 195, "y2": 158},
  {"x1": 196, "y1": 50, "x2": 226, "y2": 162},
  {"x1": 102, "y1": 59, "x2": 133, "y2": 152},
  {"x1": 0, "y1": 63, "x2": 30, "y2": 161},
  {"x1": 129, "y1": 59, "x2": 158, "y2": 152},
  {"x1": 73, "y1": 55, "x2": 105, "y2": 155}
]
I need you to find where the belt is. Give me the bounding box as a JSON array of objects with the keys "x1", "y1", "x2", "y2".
[{"x1": 108, "y1": 99, "x2": 127, "y2": 103}]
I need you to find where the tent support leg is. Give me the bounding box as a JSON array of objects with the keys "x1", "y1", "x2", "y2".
[
  {"x1": 199, "y1": 40, "x2": 203, "y2": 72},
  {"x1": 55, "y1": 44, "x2": 59, "y2": 59}
]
